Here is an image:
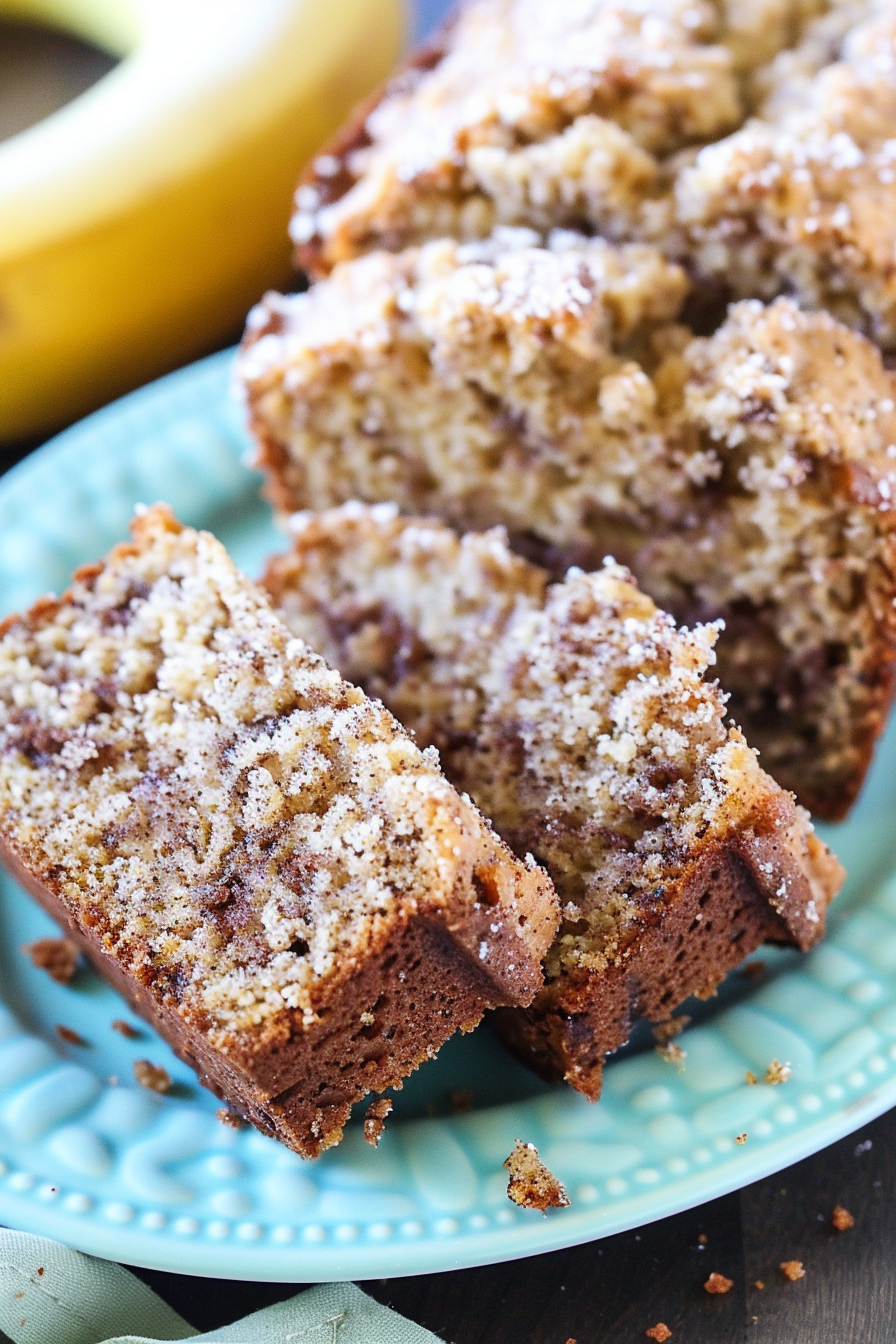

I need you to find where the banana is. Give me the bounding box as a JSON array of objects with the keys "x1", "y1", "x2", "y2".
[{"x1": 0, "y1": 0, "x2": 406, "y2": 441}]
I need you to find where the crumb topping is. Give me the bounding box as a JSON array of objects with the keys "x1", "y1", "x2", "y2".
[
  {"x1": 703, "y1": 1272, "x2": 734, "y2": 1294},
  {"x1": 293, "y1": 0, "x2": 834, "y2": 271},
  {"x1": 674, "y1": 5, "x2": 896, "y2": 346}
]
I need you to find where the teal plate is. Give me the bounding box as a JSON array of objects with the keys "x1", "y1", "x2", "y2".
[{"x1": 2, "y1": 352, "x2": 896, "y2": 1282}]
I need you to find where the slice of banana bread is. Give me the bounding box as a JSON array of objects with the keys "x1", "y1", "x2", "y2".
[
  {"x1": 0, "y1": 505, "x2": 557, "y2": 1156},
  {"x1": 291, "y1": 0, "x2": 827, "y2": 278},
  {"x1": 237, "y1": 229, "x2": 896, "y2": 817},
  {"x1": 263, "y1": 504, "x2": 843, "y2": 1096},
  {"x1": 674, "y1": 3, "x2": 896, "y2": 348}
]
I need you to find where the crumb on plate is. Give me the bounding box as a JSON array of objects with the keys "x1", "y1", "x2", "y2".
[
  {"x1": 652, "y1": 1016, "x2": 690, "y2": 1045},
  {"x1": 505, "y1": 1139, "x2": 570, "y2": 1213},
  {"x1": 216, "y1": 1107, "x2": 246, "y2": 1129},
  {"x1": 364, "y1": 1098, "x2": 393, "y2": 1147},
  {"x1": 765, "y1": 1059, "x2": 792, "y2": 1085},
  {"x1": 133, "y1": 1059, "x2": 171, "y2": 1094},
  {"x1": 55, "y1": 1024, "x2": 85, "y2": 1046},
  {"x1": 23, "y1": 937, "x2": 78, "y2": 985}
]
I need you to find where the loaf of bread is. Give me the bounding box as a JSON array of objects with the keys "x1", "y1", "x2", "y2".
[
  {"x1": 0, "y1": 505, "x2": 558, "y2": 1156},
  {"x1": 263, "y1": 504, "x2": 843, "y2": 1096},
  {"x1": 237, "y1": 228, "x2": 896, "y2": 817},
  {"x1": 293, "y1": 0, "x2": 896, "y2": 350}
]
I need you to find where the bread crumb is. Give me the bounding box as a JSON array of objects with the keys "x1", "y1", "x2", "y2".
[
  {"x1": 364, "y1": 1098, "x2": 393, "y2": 1147},
  {"x1": 652, "y1": 1016, "x2": 690, "y2": 1045},
  {"x1": 112, "y1": 1019, "x2": 139, "y2": 1039},
  {"x1": 735, "y1": 1133, "x2": 748, "y2": 1145},
  {"x1": 133, "y1": 1060, "x2": 171, "y2": 1094},
  {"x1": 698, "y1": 1234, "x2": 708, "y2": 1245},
  {"x1": 704, "y1": 1272, "x2": 734, "y2": 1294},
  {"x1": 55, "y1": 1024, "x2": 85, "y2": 1046},
  {"x1": 505, "y1": 1139, "x2": 570, "y2": 1213},
  {"x1": 450, "y1": 1089, "x2": 475, "y2": 1113},
  {"x1": 23, "y1": 938, "x2": 78, "y2": 985},
  {"x1": 646, "y1": 1325, "x2": 672, "y2": 1341},
  {"x1": 754, "y1": 1280, "x2": 765, "y2": 1291},
  {"x1": 765, "y1": 1059, "x2": 792, "y2": 1085},
  {"x1": 741, "y1": 961, "x2": 766, "y2": 980},
  {"x1": 745, "y1": 1071, "x2": 758, "y2": 1085},
  {"x1": 779, "y1": 1260, "x2": 805, "y2": 1282},
  {"x1": 656, "y1": 1042, "x2": 687, "y2": 1067},
  {"x1": 831, "y1": 1205, "x2": 855, "y2": 1231},
  {"x1": 216, "y1": 1107, "x2": 246, "y2": 1130}
]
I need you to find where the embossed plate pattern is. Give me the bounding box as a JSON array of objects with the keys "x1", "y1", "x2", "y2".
[{"x1": 2, "y1": 351, "x2": 896, "y2": 1281}]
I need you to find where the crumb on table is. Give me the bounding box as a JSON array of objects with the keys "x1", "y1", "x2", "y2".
[
  {"x1": 450, "y1": 1089, "x2": 475, "y2": 1113},
  {"x1": 23, "y1": 938, "x2": 78, "y2": 985},
  {"x1": 703, "y1": 1272, "x2": 733, "y2": 1295},
  {"x1": 754, "y1": 1280, "x2": 765, "y2": 1291},
  {"x1": 745, "y1": 1070, "x2": 758, "y2": 1085},
  {"x1": 646, "y1": 1324, "x2": 673, "y2": 1341},
  {"x1": 735, "y1": 1133, "x2": 747, "y2": 1145},
  {"x1": 779, "y1": 1260, "x2": 806, "y2": 1282},
  {"x1": 363, "y1": 1098, "x2": 393, "y2": 1147},
  {"x1": 831, "y1": 1205, "x2": 855, "y2": 1231},
  {"x1": 112, "y1": 1019, "x2": 139, "y2": 1039},
  {"x1": 133, "y1": 1059, "x2": 171, "y2": 1094},
  {"x1": 504, "y1": 1139, "x2": 570, "y2": 1213}
]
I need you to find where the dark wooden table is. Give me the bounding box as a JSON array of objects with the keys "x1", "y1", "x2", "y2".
[{"x1": 3, "y1": 11, "x2": 896, "y2": 1342}]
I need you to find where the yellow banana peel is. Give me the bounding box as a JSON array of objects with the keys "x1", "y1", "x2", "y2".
[{"x1": 0, "y1": 0, "x2": 406, "y2": 441}]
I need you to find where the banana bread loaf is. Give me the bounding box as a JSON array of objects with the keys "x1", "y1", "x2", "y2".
[
  {"x1": 291, "y1": 0, "x2": 828, "y2": 280},
  {"x1": 263, "y1": 504, "x2": 843, "y2": 1096},
  {"x1": 237, "y1": 229, "x2": 896, "y2": 817},
  {"x1": 0, "y1": 504, "x2": 557, "y2": 1156}
]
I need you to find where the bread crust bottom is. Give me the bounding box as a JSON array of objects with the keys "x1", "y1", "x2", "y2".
[
  {"x1": 1, "y1": 837, "x2": 546, "y2": 1157},
  {"x1": 493, "y1": 803, "x2": 835, "y2": 1098}
]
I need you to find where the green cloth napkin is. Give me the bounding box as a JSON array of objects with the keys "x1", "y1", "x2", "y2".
[{"x1": 0, "y1": 1231, "x2": 444, "y2": 1344}]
